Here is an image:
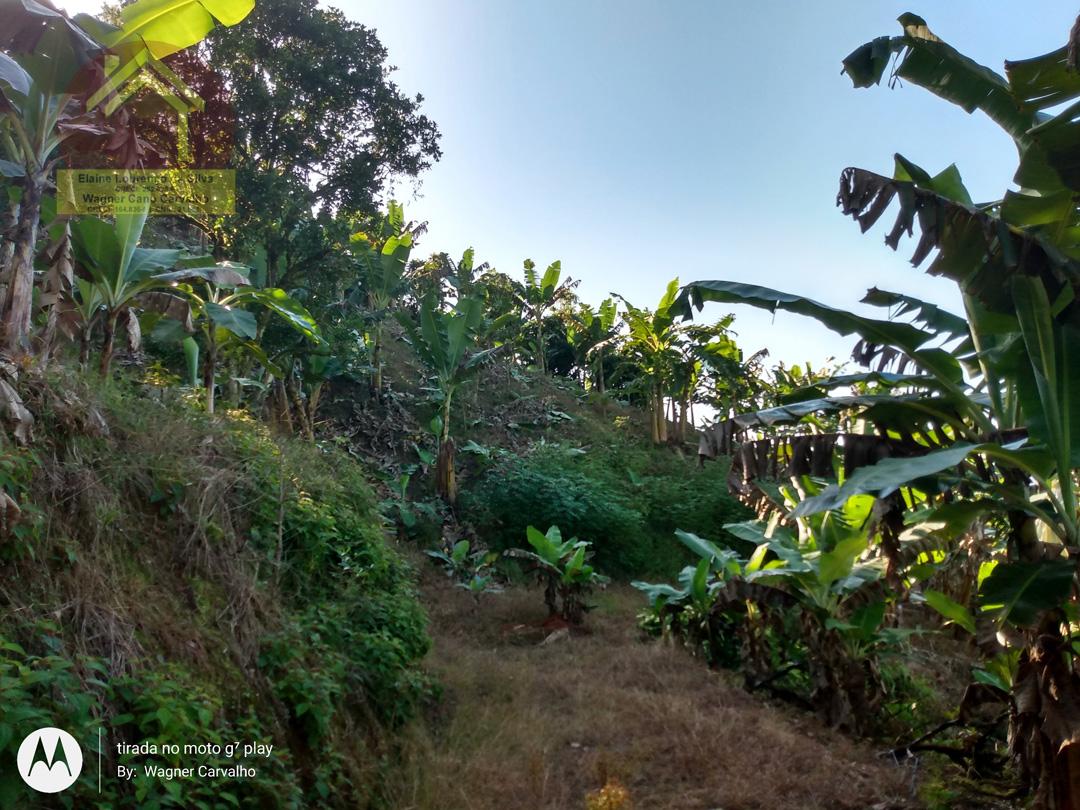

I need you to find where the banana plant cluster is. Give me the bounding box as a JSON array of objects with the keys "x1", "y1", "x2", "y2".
[
  {"x1": 348, "y1": 202, "x2": 417, "y2": 396},
  {"x1": 672, "y1": 12, "x2": 1080, "y2": 805},
  {"x1": 635, "y1": 490, "x2": 911, "y2": 735}
]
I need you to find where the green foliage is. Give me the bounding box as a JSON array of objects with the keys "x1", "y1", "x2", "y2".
[
  {"x1": 634, "y1": 519, "x2": 914, "y2": 735},
  {"x1": 425, "y1": 539, "x2": 502, "y2": 598},
  {"x1": 462, "y1": 441, "x2": 749, "y2": 577},
  {"x1": 0, "y1": 373, "x2": 429, "y2": 807}
]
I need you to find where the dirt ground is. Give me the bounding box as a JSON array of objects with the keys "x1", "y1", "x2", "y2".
[{"x1": 385, "y1": 571, "x2": 917, "y2": 810}]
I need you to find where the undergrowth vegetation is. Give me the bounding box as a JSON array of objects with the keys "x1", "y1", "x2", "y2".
[
  {"x1": 0, "y1": 371, "x2": 429, "y2": 808},
  {"x1": 462, "y1": 441, "x2": 748, "y2": 577}
]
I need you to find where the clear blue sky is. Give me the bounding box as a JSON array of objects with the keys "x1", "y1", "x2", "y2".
[
  {"x1": 59, "y1": 0, "x2": 1078, "y2": 367},
  {"x1": 334, "y1": 0, "x2": 1076, "y2": 368}
]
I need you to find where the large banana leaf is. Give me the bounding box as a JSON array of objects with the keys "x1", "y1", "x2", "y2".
[
  {"x1": 1, "y1": 0, "x2": 104, "y2": 92},
  {"x1": 230, "y1": 288, "x2": 322, "y2": 343},
  {"x1": 979, "y1": 560, "x2": 1076, "y2": 627},
  {"x1": 205, "y1": 301, "x2": 256, "y2": 339},
  {"x1": 791, "y1": 441, "x2": 1056, "y2": 518},
  {"x1": 842, "y1": 13, "x2": 1064, "y2": 191},
  {"x1": 727, "y1": 393, "x2": 958, "y2": 429},
  {"x1": 103, "y1": 0, "x2": 256, "y2": 59},
  {"x1": 677, "y1": 281, "x2": 935, "y2": 352},
  {"x1": 861, "y1": 287, "x2": 969, "y2": 340},
  {"x1": 70, "y1": 205, "x2": 180, "y2": 308},
  {"x1": 837, "y1": 166, "x2": 1080, "y2": 314},
  {"x1": 0, "y1": 52, "x2": 31, "y2": 104},
  {"x1": 676, "y1": 280, "x2": 965, "y2": 390},
  {"x1": 1011, "y1": 275, "x2": 1080, "y2": 474}
]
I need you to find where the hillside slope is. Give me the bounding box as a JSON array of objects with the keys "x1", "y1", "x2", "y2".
[{"x1": 0, "y1": 370, "x2": 428, "y2": 809}]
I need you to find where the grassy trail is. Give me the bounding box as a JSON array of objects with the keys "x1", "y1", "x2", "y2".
[{"x1": 388, "y1": 570, "x2": 914, "y2": 810}]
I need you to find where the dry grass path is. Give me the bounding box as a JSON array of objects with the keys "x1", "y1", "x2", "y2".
[{"x1": 387, "y1": 571, "x2": 916, "y2": 810}]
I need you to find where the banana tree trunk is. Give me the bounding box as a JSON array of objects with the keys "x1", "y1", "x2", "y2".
[
  {"x1": 270, "y1": 379, "x2": 294, "y2": 434},
  {"x1": 537, "y1": 321, "x2": 545, "y2": 374},
  {"x1": 1012, "y1": 615, "x2": 1080, "y2": 810},
  {"x1": 284, "y1": 372, "x2": 313, "y2": 440},
  {"x1": 3, "y1": 172, "x2": 43, "y2": 353},
  {"x1": 650, "y1": 387, "x2": 663, "y2": 444},
  {"x1": 372, "y1": 322, "x2": 383, "y2": 397},
  {"x1": 40, "y1": 222, "x2": 73, "y2": 365},
  {"x1": 203, "y1": 328, "x2": 217, "y2": 413},
  {"x1": 1007, "y1": 511, "x2": 1080, "y2": 810},
  {"x1": 305, "y1": 381, "x2": 324, "y2": 437},
  {"x1": 658, "y1": 392, "x2": 669, "y2": 444},
  {"x1": 78, "y1": 328, "x2": 92, "y2": 368},
  {"x1": 678, "y1": 396, "x2": 689, "y2": 443},
  {"x1": 436, "y1": 390, "x2": 457, "y2": 505},
  {"x1": 99, "y1": 309, "x2": 120, "y2": 377},
  {"x1": 0, "y1": 198, "x2": 20, "y2": 299}
]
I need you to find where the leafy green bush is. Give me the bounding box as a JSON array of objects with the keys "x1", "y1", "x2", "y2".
[{"x1": 461, "y1": 441, "x2": 748, "y2": 577}]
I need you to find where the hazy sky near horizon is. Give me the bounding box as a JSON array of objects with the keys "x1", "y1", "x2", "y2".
[{"x1": 58, "y1": 0, "x2": 1079, "y2": 368}]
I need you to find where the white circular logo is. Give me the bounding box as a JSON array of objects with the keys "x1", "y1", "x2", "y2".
[{"x1": 17, "y1": 727, "x2": 82, "y2": 793}]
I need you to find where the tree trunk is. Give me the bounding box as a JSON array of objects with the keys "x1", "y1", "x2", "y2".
[
  {"x1": 1012, "y1": 615, "x2": 1080, "y2": 810},
  {"x1": 658, "y1": 391, "x2": 669, "y2": 443},
  {"x1": 678, "y1": 396, "x2": 689, "y2": 443},
  {"x1": 305, "y1": 381, "x2": 324, "y2": 437},
  {"x1": 39, "y1": 221, "x2": 73, "y2": 365},
  {"x1": 284, "y1": 372, "x2": 313, "y2": 440},
  {"x1": 3, "y1": 172, "x2": 43, "y2": 353},
  {"x1": 99, "y1": 309, "x2": 120, "y2": 377},
  {"x1": 436, "y1": 391, "x2": 457, "y2": 504},
  {"x1": 79, "y1": 328, "x2": 91, "y2": 368},
  {"x1": 650, "y1": 387, "x2": 663, "y2": 444},
  {"x1": 203, "y1": 329, "x2": 217, "y2": 413},
  {"x1": 596, "y1": 351, "x2": 605, "y2": 394},
  {"x1": 537, "y1": 320, "x2": 546, "y2": 374},
  {"x1": 1007, "y1": 510, "x2": 1080, "y2": 809},
  {"x1": 371, "y1": 322, "x2": 383, "y2": 397},
  {"x1": 270, "y1": 379, "x2": 294, "y2": 434},
  {"x1": 0, "y1": 198, "x2": 21, "y2": 301}
]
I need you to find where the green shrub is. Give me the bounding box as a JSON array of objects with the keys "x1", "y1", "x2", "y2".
[{"x1": 462, "y1": 441, "x2": 749, "y2": 577}]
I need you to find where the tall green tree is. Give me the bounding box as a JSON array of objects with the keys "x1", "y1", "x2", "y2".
[{"x1": 207, "y1": 0, "x2": 441, "y2": 270}]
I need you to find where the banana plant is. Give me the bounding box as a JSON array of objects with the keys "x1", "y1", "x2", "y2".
[
  {"x1": 566, "y1": 297, "x2": 618, "y2": 392},
  {"x1": 518, "y1": 258, "x2": 571, "y2": 374},
  {"x1": 615, "y1": 278, "x2": 687, "y2": 443},
  {"x1": 395, "y1": 292, "x2": 499, "y2": 504},
  {"x1": 348, "y1": 201, "x2": 416, "y2": 395},
  {"x1": 0, "y1": 41, "x2": 104, "y2": 352},
  {"x1": 0, "y1": 0, "x2": 255, "y2": 353},
  {"x1": 149, "y1": 264, "x2": 321, "y2": 413},
  {"x1": 837, "y1": 15, "x2": 1080, "y2": 802},
  {"x1": 69, "y1": 201, "x2": 185, "y2": 375},
  {"x1": 506, "y1": 526, "x2": 608, "y2": 625},
  {"x1": 426, "y1": 539, "x2": 501, "y2": 599},
  {"x1": 637, "y1": 496, "x2": 900, "y2": 734}
]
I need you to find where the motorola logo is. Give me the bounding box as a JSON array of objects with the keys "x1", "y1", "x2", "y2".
[{"x1": 17, "y1": 728, "x2": 83, "y2": 793}]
